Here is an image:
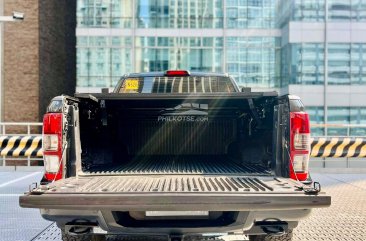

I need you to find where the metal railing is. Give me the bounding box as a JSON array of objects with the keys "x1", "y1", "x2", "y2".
[
  {"x1": 0, "y1": 122, "x2": 43, "y2": 167},
  {"x1": 0, "y1": 122, "x2": 43, "y2": 135},
  {"x1": 311, "y1": 124, "x2": 366, "y2": 137}
]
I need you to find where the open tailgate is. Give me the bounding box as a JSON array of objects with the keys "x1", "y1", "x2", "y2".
[{"x1": 20, "y1": 175, "x2": 330, "y2": 211}]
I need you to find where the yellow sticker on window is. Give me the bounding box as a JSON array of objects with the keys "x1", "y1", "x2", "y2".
[{"x1": 124, "y1": 79, "x2": 139, "y2": 90}]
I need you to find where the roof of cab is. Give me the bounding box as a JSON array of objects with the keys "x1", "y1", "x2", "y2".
[{"x1": 125, "y1": 71, "x2": 230, "y2": 78}]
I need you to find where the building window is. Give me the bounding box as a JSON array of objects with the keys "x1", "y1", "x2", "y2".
[
  {"x1": 327, "y1": 107, "x2": 366, "y2": 136},
  {"x1": 351, "y1": 44, "x2": 366, "y2": 85},
  {"x1": 351, "y1": 0, "x2": 366, "y2": 21},
  {"x1": 350, "y1": 107, "x2": 366, "y2": 136},
  {"x1": 328, "y1": 0, "x2": 351, "y2": 21},
  {"x1": 77, "y1": 36, "x2": 133, "y2": 87},
  {"x1": 307, "y1": 106, "x2": 325, "y2": 136},
  {"x1": 276, "y1": 0, "x2": 325, "y2": 27},
  {"x1": 328, "y1": 44, "x2": 351, "y2": 85},
  {"x1": 327, "y1": 107, "x2": 350, "y2": 136},
  {"x1": 293, "y1": 0, "x2": 325, "y2": 22},
  {"x1": 136, "y1": 0, "x2": 223, "y2": 28},
  {"x1": 282, "y1": 43, "x2": 324, "y2": 86},
  {"x1": 135, "y1": 37, "x2": 223, "y2": 73},
  {"x1": 226, "y1": 37, "x2": 280, "y2": 88},
  {"x1": 77, "y1": 0, "x2": 133, "y2": 28},
  {"x1": 227, "y1": 0, "x2": 275, "y2": 29}
]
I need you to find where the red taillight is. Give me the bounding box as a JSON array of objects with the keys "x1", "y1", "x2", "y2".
[
  {"x1": 42, "y1": 113, "x2": 63, "y2": 182},
  {"x1": 290, "y1": 112, "x2": 310, "y2": 181},
  {"x1": 165, "y1": 70, "x2": 190, "y2": 76}
]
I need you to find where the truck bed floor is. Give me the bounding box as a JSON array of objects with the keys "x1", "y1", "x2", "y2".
[
  {"x1": 36, "y1": 175, "x2": 300, "y2": 194},
  {"x1": 82, "y1": 156, "x2": 271, "y2": 176}
]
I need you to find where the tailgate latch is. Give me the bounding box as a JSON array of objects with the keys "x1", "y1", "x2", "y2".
[{"x1": 300, "y1": 181, "x2": 321, "y2": 195}]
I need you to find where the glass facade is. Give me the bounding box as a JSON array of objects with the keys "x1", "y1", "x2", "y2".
[
  {"x1": 307, "y1": 106, "x2": 325, "y2": 136},
  {"x1": 327, "y1": 107, "x2": 366, "y2": 136},
  {"x1": 77, "y1": 0, "x2": 280, "y2": 88},
  {"x1": 281, "y1": 43, "x2": 366, "y2": 86},
  {"x1": 294, "y1": 0, "x2": 325, "y2": 22},
  {"x1": 77, "y1": 0, "x2": 366, "y2": 136},
  {"x1": 77, "y1": 0, "x2": 133, "y2": 28},
  {"x1": 135, "y1": 37, "x2": 223, "y2": 73},
  {"x1": 77, "y1": 35, "x2": 280, "y2": 88},
  {"x1": 77, "y1": 36, "x2": 133, "y2": 87},
  {"x1": 328, "y1": 44, "x2": 350, "y2": 85},
  {"x1": 227, "y1": 37, "x2": 279, "y2": 88},
  {"x1": 226, "y1": 0, "x2": 276, "y2": 28},
  {"x1": 308, "y1": 106, "x2": 366, "y2": 137},
  {"x1": 350, "y1": 107, "x2": 366, "y2": 136},
  {"x1": 328, "y1": 0, "x2": 366, "y2": 21},
  {"x1": 281, "y1": 43, "x2": 324, "y2": 86},
  {"x1": 327, "y1": 43, "x2": 366, "y2": 85},
  {"x1": 275, "y1": 1, "x2": 366, "y2": 136},
  {"x1": 277, "y1": 0, "x2": 366, "y2": 26},
  {"x1": 276, "y1": 0, "x2": 325, "y2": 27},
  {"x1": 137, "y1": 0, "x2": 224, "y2": 28}
]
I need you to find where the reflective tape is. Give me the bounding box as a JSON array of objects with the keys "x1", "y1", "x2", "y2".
[
  {"x1": 12, "y1": 136, "x2": 32, "y2": 157},
  {"x1": 1, "y1": 135, "x2": 365, "y2": 158},
  {"x1": 0, "y1": 136, "x2": 42, "y2": 157},
  {"x1": 310, "y1": 137, "x2": 326, "y2": 157},
  {"x1": 311, "y1": 137, "x2": 366, "y2": 158}
]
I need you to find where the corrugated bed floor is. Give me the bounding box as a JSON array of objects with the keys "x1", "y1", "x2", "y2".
[
  {"x1": 48, "y1": 175, "x2": 285, "y2": 193},
  {"x1": 82, "y1": 157, "x2": 271, "y2": 176}
]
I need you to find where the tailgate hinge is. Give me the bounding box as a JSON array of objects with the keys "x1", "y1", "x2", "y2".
[{"x1": 27, "y1": 182, "x2": 49, "y2": 195}]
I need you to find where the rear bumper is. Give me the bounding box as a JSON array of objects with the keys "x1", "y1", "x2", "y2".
[
  {"x1": 20, "y1": 192, "x2": 330, "y2": 211},
  {"x1": 39, "y1": 209, "x2": 310, "y2": 235}
]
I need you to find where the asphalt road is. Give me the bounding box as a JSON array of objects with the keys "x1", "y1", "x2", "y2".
[{"x1": 1, "y1": 172, "x2": 365, "y2": 241}]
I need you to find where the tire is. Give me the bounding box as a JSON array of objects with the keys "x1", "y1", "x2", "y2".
[
  {"x1": 61, "y1": 229, "x2": 106, "y2": 241},
  {"x1": 249, "y1": 230, "x2": 293, "y2": 241}
]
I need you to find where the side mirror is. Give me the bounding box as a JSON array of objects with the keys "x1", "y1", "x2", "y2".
[
  {"x1": 241, "y1": 87, "x2": 251, "y2": 93},
  {"x1": 101, "y1": 88, "x2": 109, "y2": 94}
]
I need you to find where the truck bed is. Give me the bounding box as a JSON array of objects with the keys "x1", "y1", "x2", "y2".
[{"x1": 82, "y1": 156, "x2": 270, "y2": 176}]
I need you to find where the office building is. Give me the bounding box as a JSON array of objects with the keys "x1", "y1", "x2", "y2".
[
  {"x1": 76, "y1": 0, "x2": 366, "y2": 136},
  {"x1": 0, "y1": 0, "x2": 76, "y2": 122}
]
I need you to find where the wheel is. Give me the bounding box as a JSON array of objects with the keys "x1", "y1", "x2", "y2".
[
  {"x1": 61, "y1": 229, "x2": 106, "y2": 241},
  {"x1": 249, "y1": 230, "x2": 293, "y2": 241}
]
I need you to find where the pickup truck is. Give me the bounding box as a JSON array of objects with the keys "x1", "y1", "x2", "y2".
[{"x1": 20, "y1": 70, "x2": 330, "y2": 241}]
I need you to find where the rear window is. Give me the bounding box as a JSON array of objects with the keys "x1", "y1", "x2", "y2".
[{"x1": 118, "y1": 76, "x2": 237, "y2": 93}]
